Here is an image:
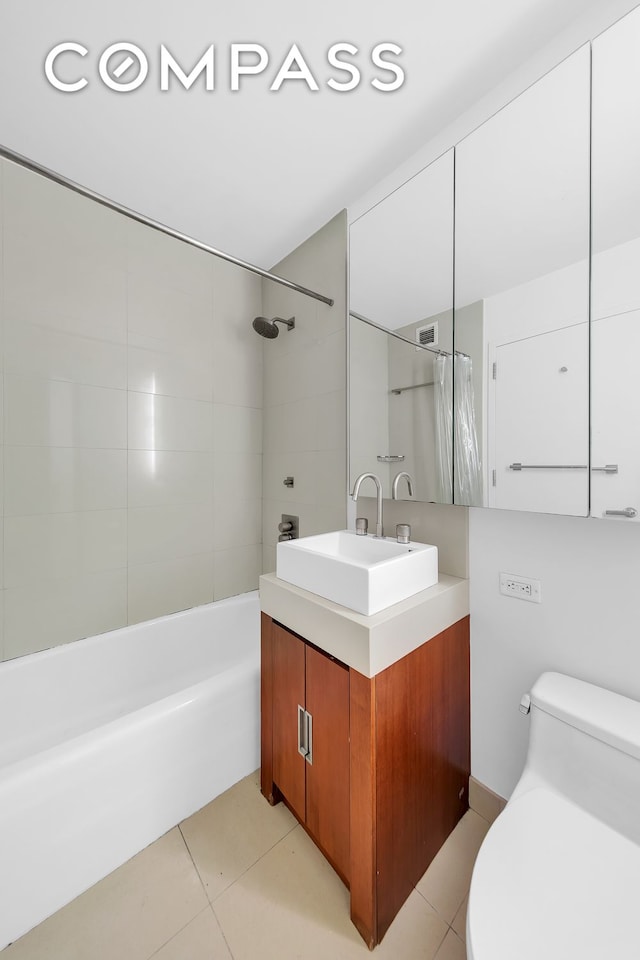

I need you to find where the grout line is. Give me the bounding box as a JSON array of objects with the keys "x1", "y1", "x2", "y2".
[
  {"x1": 206, "y1": 820, "x2": 300, "y2": 906},
  {"x1": 177, "y1": 786, "x2": 299, "y2": 910},
  {"x1": 144, "y1": 904, "x2": 212, "y2": 960},
  {"x1": 177, "y1": 822, "x2": 211, "y2": 903},
  {"x1": 209, "y1": 902, "x2": 237, "y2": 960},
  {"x1": 433, "y1": 924, "x2": 465, "y2": 959}
]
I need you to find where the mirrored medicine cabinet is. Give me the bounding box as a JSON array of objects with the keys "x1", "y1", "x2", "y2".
[
  {"x1": 590, "y1": 7, "x2": 640, "y2": 522},
  {"x1": 349, "y1": 6, "x2": 640, "y2": 521},
  {"x1": 349, "y1": 150, "x2": 454, "y2": 505}
]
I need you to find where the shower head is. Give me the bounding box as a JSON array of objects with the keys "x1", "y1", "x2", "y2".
[{"x1": 252, "y1": 316, "x2": 295, "y2": 339}]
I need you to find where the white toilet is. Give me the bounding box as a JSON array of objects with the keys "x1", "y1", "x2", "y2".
[{"x1": 467, "y1": 672, "x2": 640, "y2": 959}]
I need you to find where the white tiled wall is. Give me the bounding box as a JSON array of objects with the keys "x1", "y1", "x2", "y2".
[
  {"x1": 261, "y1": 212, "x2": 347, "y2": 573},
  {"x1": 0, "y1": 159, "x2": 263, "y2": 659}
]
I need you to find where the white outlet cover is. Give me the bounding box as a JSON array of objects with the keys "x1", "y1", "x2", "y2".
[{"x1": 499, "y1": 572, "x2": 542, "y2": 603}]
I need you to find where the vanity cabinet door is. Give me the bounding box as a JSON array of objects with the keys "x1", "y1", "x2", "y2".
[
  {"x1": 305, "y1": 645, "x2": 350, "y2": 882},
  {"x1": 591, "y1": 7, "x2": 640, "y2": 521},
  {"x1": 266, "y1": 621, "x2": 350, "y2": 880},
  {"x1": 271, "y1": 623, "x2": 306, "y2": 823}
]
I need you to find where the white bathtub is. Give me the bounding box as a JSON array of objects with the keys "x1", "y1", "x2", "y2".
[{"x1": 0, "y1": 591, "x2": 261, "y2": 950}]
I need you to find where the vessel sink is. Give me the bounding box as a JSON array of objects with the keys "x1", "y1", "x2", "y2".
[{"x1": 276, "y1": 530, "x2": 438, "y2": 616}]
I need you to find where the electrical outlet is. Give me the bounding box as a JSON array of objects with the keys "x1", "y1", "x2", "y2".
[{"x1": 499, "y1": 572, "x2": 542, "y2": 603}]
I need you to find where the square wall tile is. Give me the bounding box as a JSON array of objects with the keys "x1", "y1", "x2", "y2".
[
  {"x1": 3, "y1": 569, "x2": 128, "y2": 659},
  {"x1": 262, "y1": 451, "x2": 316, "y2": 505},
  {"x1": 313, "y1": 449, "x2": 347, "y2": 507},
  {"x1": 262, "y1": 399, "x2": 310, "y2": 455},
  {"x1": 128, "y1": 334, "x2": 214, "y2": 402},
  {"x1": 128, "y1": 503, "x2": 214, "y2": 566},
  {"x1": 296, "y1": 503, "x2": 347, "y2": 539},
  {"x1": 214, "y1": 497, "x2": 261, "y2": 551},
  {"x1": 213, "y1": 404, "x2": 262, "y2": 454},
  {"x1": 3, "y1": 511, "x2": 127, "y2": 588},
  {"x1": 212, "y1": 259, "x2": 263, "y2": 408},
  {"x1": 128, "y1": 392, "x2": 213, "y2": 452},
  {"x1": 126, "y1": 218, "x2": 213, "y2": 297},
  {"x1": 3, "y1": 241, "x2": 127, "y2": 344},
  {"x1": 262, "y1": 543, "x2": 276, "y2": 575},
  {"x1": 3, "y1": 161, "x2": 128, "y2": 273},
  {"x1": 213, "y1": 452, "x2": 262, "y2": 503},
  {"x1": 4, "y1": 375, "x2": 127, "y2": 448},
  {"x1": 213, "y1": 544, "x2": 261, "y2": 600},
  {"x1": 263, "y1": 330, "x2": 345, "y2": 407},
  {"x1": 128, "y1": 450, "x2": 214, "y2": 509},
  {"x1": 264, "y1": 210, "x2": 347, "y2": 342},
  {"x1": 127, "y1": 274, "x2": 214, "y2": 351},
  {"x1": 4, "y1": 447, "x2": 127, "y2": 516},
  {"x1": 212, "y1": 257, "x2": 263, "y2": 330},
  {"x1": 128, "y1": 553, "x2": 214, "y2": 625},
  {"x1": 4, "y1": 319, "x2": 127, "y2": 390},
  {"x1": 263, "y1": 390, "x2": 345, "y2": 456}
]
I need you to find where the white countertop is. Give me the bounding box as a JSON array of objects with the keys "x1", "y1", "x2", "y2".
[{"x1": 259, "y1": 573, "x2": 469, "y2": 678}]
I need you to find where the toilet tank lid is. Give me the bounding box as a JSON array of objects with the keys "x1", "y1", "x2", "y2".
[{"x1": 530, "y1": 672, "x2": 640, "y2": 761}]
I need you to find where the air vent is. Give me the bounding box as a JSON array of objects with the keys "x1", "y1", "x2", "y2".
[{"x1": 415, "y1": 321, "x2": 438, "y2": 349}]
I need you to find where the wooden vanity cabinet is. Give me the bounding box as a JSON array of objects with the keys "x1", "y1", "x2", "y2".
[
  {"x1": 261, "y1": 612, "x2": 470, "y2": 949},
  {"x1": 267, "y1": 619, "x2": 350, "y2": 881}
]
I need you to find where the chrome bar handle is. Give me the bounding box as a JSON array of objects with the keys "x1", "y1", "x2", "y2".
[
  {"x1": 297, "y1": 704, "x2": 308, "y2": 758},
  {"x1": 592, "y1": 464, "x2": 619, "y2": 474},
  {"x1": 510, "y1": 463, "x2": 588, "y2": 471},
  {"x1": 604, "y1": 507, "x2": 637, "y2": 518},
  {"x1": 305, "y1": 711, "x2": 313, "y2": 766}
]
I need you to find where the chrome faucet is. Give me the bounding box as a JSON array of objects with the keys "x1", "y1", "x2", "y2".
[
  {"x1": 392, "y1": 471, "x2": 414, "y2": 499},
  {"x1": 351, "y1": 473, "x2": 384, "y2": 538}
]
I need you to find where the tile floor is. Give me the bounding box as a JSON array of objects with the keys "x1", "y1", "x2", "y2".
[{"x1": 1, "y1": 771, "x2": 490, "y2": 960}]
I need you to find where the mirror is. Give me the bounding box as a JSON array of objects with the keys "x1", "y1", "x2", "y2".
[
  {"x1": 591, "y1": 7, "x2": 640, "y2": 522},
  {"x1": 454, "y1": 46, "x2": 591, "y2": 515},
  {"x1": 349, "y1": 150, "x2": 454, "y2": 503}
]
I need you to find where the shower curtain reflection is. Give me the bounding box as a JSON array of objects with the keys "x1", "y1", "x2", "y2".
[
  {"x1": 434, "y1": 354, "x2": 453, "y2": 502},
  {"x1": 434, "y1": 354, "x2": 482, "y2": 505}
]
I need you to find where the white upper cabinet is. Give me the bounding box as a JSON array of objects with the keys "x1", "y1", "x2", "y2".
[
  {"x1": 591, "y1": 7, "x2": 640, "y2": 522},
  {"x1": 349, "y1": 18, "x2": 640, "y2": 520},
  {"x1": 453, "y1": 45, "x2": 591, "y2": 514}
]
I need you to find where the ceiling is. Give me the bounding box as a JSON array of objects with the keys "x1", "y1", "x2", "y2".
[{"x1": 0, "y1": 0, "x2": 613, "y2": 270}]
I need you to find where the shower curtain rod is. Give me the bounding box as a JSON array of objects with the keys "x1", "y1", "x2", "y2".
[
  {"x1": 0, "y1": 143, "x2": 335, "y2": 307},
  {"x1": 349, "y1": 311, "x2": 469, "y2": 359}
]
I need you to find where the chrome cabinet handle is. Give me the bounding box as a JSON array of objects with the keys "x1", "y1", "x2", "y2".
[
  {"x1": 604, "y1": 507, "x2": 637, "y2": 518},
  {"x1": 298, "y1": 704, "x2": 308, "y2": 758},
  {"x1": 592, "y1": 464, "x2": 619, "y2": 474},
  {"x1": 509, "y1": 463, "x2": 587, "y2": 471},
  {"x1": 297, "y1": 705, "x2": 313, "y2": 763},
  {"x1": 305, "y1": 711, "x2": 313, "y2": 766}
]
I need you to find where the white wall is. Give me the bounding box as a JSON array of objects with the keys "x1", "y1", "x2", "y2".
[{"x1": 469, "y1": 507, "x2": 640, "y2": 798}]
